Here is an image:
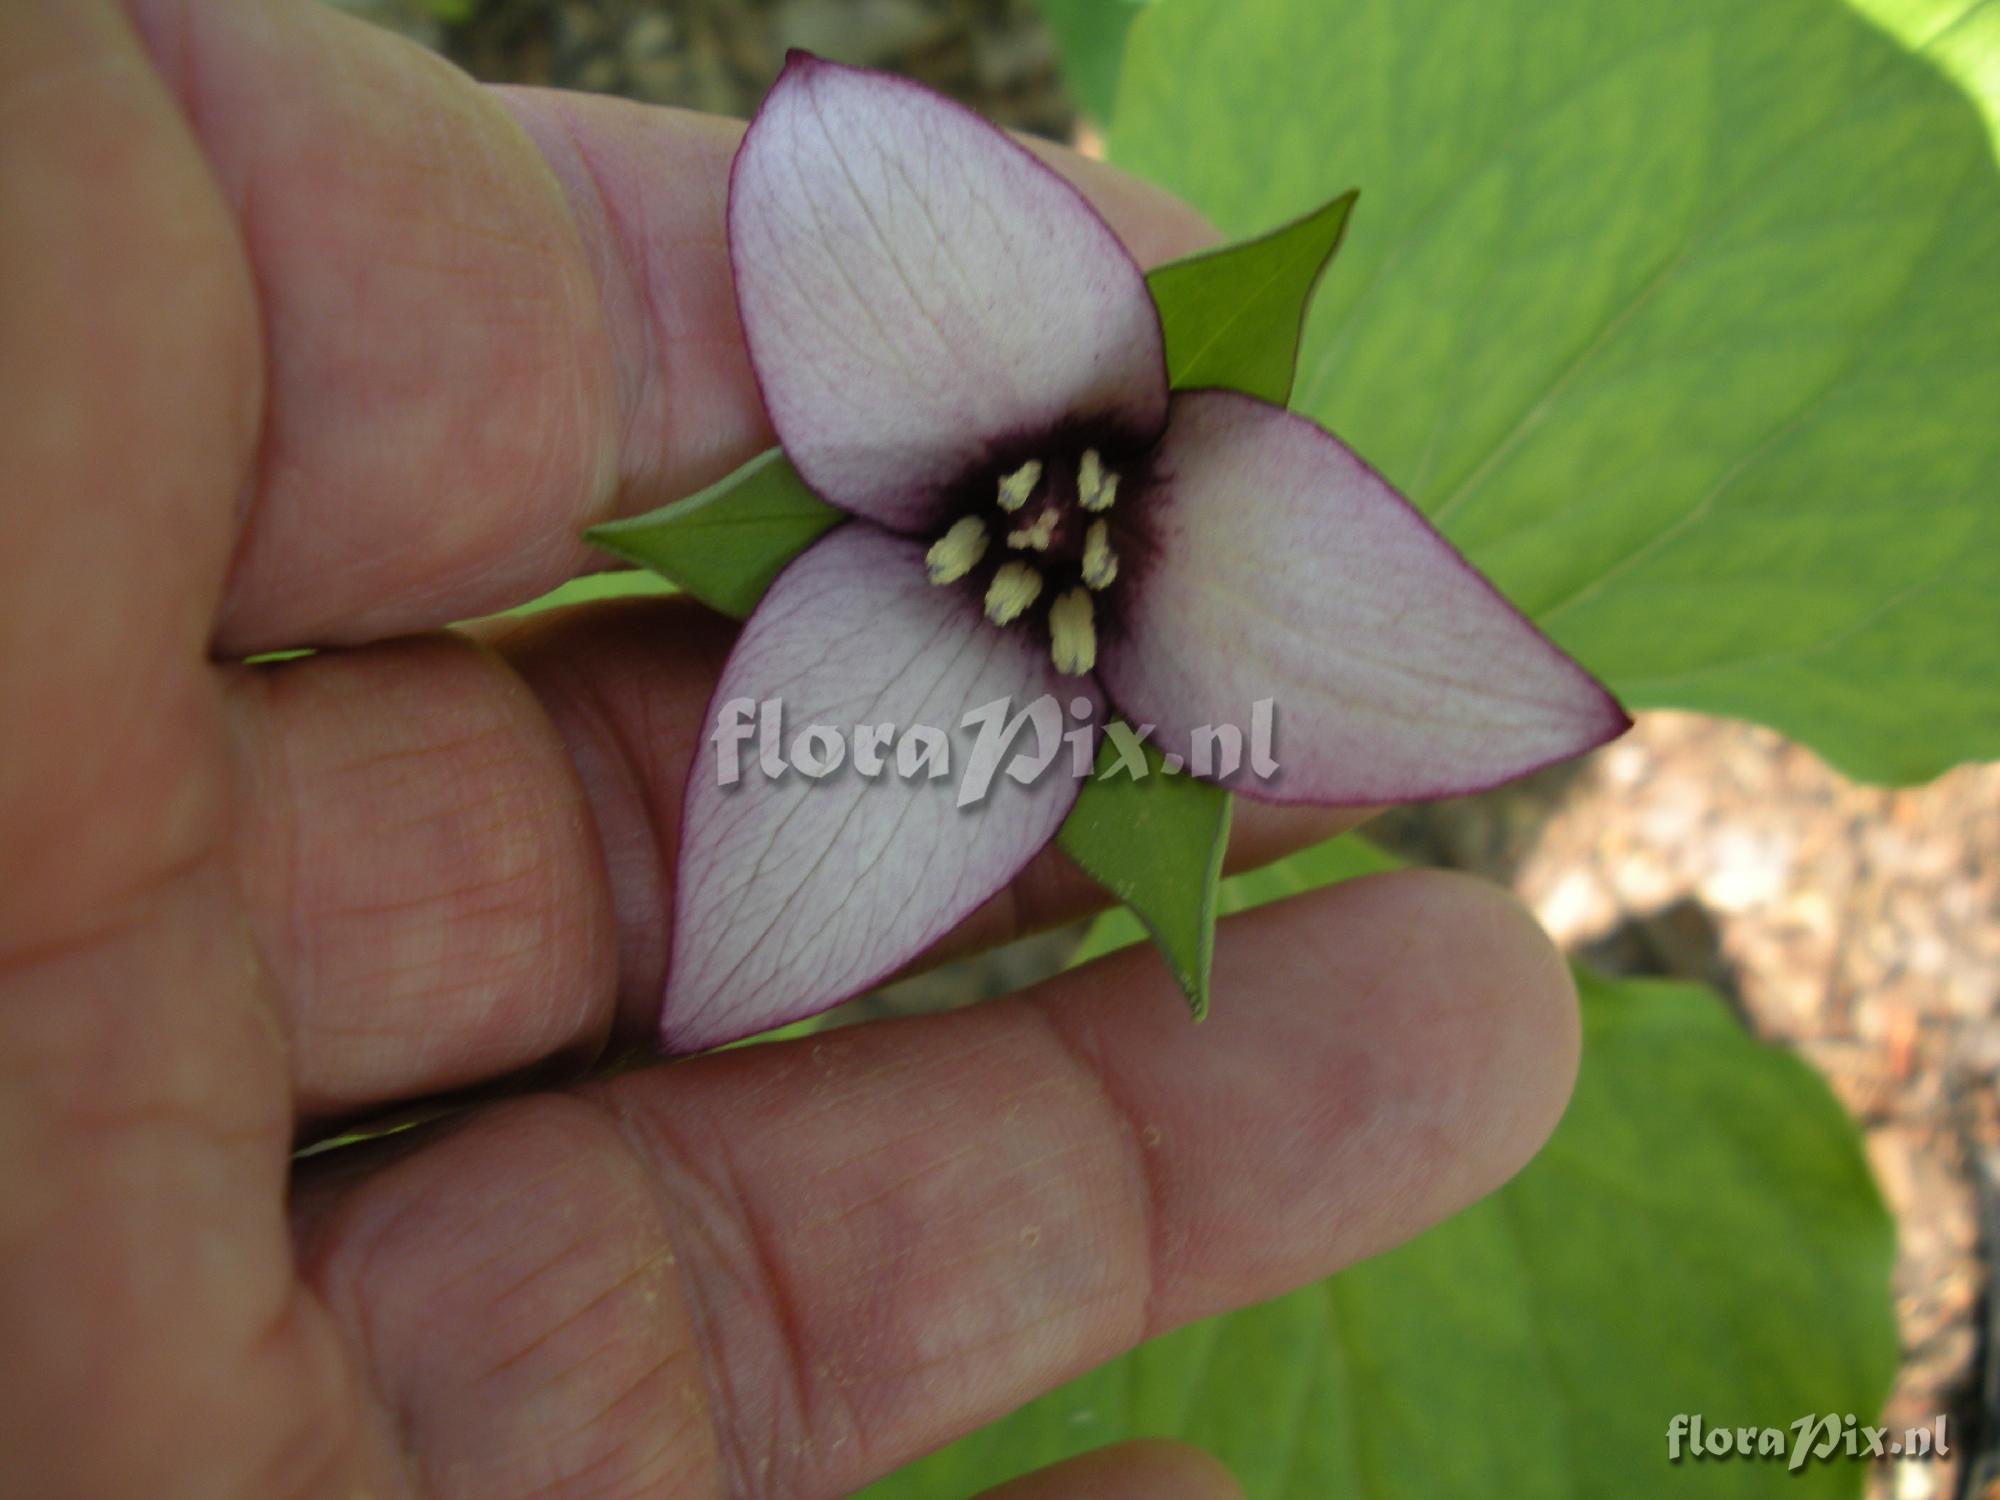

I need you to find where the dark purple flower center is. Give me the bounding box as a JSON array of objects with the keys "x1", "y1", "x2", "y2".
[{"x1": 923, "y1": 427, "x2": 1155, "y2": 676}]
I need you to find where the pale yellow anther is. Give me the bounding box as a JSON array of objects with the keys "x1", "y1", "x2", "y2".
[
  {"x1": 1006, "y1": 507, "x2": 1058, "y2": 552},
  {"x1": 996, "y1": 459, "x2": 1044, "y2": 513},
  {"x1": 984, "y1": 561, "x2": 1044, "y2": 625},
  {"x1": 1048, "y1": 588, "x2": 1097, "y2": 675},
  {"x1": 925, "y1": 516, "x2": 990, "y2": 585},
  {"x1": 1081, "y1": 519, "x2": 1119, "y2": 590},
  {"x1": 1077, "y1": 449, "x2": 1119, "y2": 512}
]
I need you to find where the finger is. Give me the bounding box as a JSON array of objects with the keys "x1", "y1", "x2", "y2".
[
  {"x1": 974, "y1": 1441, "x2": 1243, "y2": 1500},
  {"x1": 224, "y1": 632, "x2": 621, "y2": 1121},
  {"x1": 120, "y1": 0, "x2": 1213, "y2": 653},
  {"x1": 295, "y1": 870, "x2": 1578, "y2": 1500},
  {"x1": 230, "y1": 597, "x2": 1353, "y2": 1119}
]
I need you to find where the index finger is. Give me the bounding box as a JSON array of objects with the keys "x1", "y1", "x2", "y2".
[
  {"x1": 295, "y1": 871, "x2": 1581, "y2": 1499},
  {"x1": 126, "y1": 0, "x2": 1213, "y2": 654}
]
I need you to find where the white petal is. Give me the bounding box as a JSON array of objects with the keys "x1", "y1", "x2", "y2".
[
  {"x1": 1100, "y1": 392, "x2": 1629, "y2": 804},
  {"x1": 729, "y1": 53, "x2": 1167, "y2": 532},
  {"x1": 664, "y1": 524, "x2": 1097, "y2": 1050}
]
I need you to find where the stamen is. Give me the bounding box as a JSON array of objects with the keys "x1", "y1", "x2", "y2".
[
  {"x1": 1078, "y1": 449, "x2": 1118, "y2": 512},
  {"x1": 996, "y1": 459, "x2": 1043, "y2": 513},
  {"x1": 925, "y1": 516, "x2": 989, "y2": 585},
  {"x1": 1006, "y1": 507, "x2": 1058, "y2": 552},
  {"x1": 1081, "y1": 519, "x2": 1119, "y2": 590},
  {"x1": 984, "y1": 561, "x2": 1044, "y2": 625},
  {"x1": 1048, "y1": 588, "x2": 1097, "y2": 675}
]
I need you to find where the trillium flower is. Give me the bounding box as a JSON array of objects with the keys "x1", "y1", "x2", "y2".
[{"x1": 660, "y1": 53, "x2": 1628, "y2": 1053}]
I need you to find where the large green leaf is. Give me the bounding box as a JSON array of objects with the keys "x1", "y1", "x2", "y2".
[
  {"x1": 865, "y1": 969, "x2": 1897, "y2": 1499},
  {"x1": 1108, "y1": 0, "x2": 2000, "y2": 784},
  {"x1": 1034, "y1": 0, "x2": 1156, "y2": 124},
  {"x1": 582, "y1": 449, "x2": 841, "y2": 619}
]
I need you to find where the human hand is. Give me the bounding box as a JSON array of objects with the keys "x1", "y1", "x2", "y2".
[{"x1": 0, "y1": 3, "x2": 1581, "y2": 1495}]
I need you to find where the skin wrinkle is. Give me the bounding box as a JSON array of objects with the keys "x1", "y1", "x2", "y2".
[
  {"x1": 230, "y1": 632, "x2": 622, "y2": 1104},
  {"x1": 1026, "y1": 1004, "x2": 1165, "y2": 1344},
  {"x1": 407, "y1": 1162, "x2": 588, "y2": 1308},
  {"x1": 471, "y1": 1240, "x2": 624, "y2": 1367},
  {"x1": 788, "y1": 1101, "x2": 1101, "y2": 1272},
  {"x1": 496, "y1": 91, "x2": 770, "y2": 512},
  {"x1": 0, "y1": 831, "x2": 219, "y2": 980},
  {"x1": 228, "y1": 1288, "x2": 372, "y2": 1486},
  {"x1": 585, "y1": 678, "x2": 681, "y2": 1002},
  {"x1": 118, "y1": 0, "x2": 277, "y2": 560},
  {"x1": 559, "y1": 1104, "x2": 733, "y2": 1496},
  {"x1": 514, "y1": 1417, "x2": 675, "y2": 1500},
  {"x1": 881, "y1": 1280, "x2": 1123, "y2": 1387},
  {"x1": 484, "y1": 1247, "x2": 682, "y2": 1388},
  {"x1": 788, "y1": 1134, "x2": 991, "y2": 1238},
  {"x1": 486, "y1": 605, "x2": 722, "y2": 1028},
  {"x1": 604, "y1": 1091, "x2": 847, "y2": 1496},
  {"x1": 301, "y1": 1187, "x2": 438, "y2": 1476},
  {"x1": 648, "y1": 1032, "x2": 1120, "y2": 1488},
  {"x1": 542, "y1": 104, "x2": 672, "y2": 469},
  {"x1": 61, "y1": 862, "x2": 291, "y2": 1137},
  {"x1": 301, "y1": 1098, "x2": 711, "y2": 1497},
  {"x1": 598, "y1": 1007, "x2": 1158, "y2": 1496},
  {"x1": 473, "y1": 1308, "x2": 675, "y2": 1489}
]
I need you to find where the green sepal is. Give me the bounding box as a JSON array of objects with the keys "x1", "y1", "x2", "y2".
[
  {"x1": 1145, "y1": 189, "x2": 1358, "y2": 404},
  {"x1": 582, "y1": 448, "x2": 841, "y2": 620},
  {"x1": 1070, "y1": 829, "x2": 1400, "y2": 971},
  {"x1": 1056, "y1": 728, "x2": 1233, "y2": 1020}
]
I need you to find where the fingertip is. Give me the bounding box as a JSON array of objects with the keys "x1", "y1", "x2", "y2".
[
  {"x1": 1044, "y1": 867, "x2": 1580, "y2": 1322},
  {"x1": 1348, "y1": 868, "x2": 1582, "y2": 1199},
  {"x1": 1230, "y1": 867, "x2": 1582, "y2": 1252}
]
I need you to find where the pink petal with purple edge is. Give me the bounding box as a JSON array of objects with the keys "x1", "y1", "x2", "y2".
[
  {"x1": 1099, "y1": 391, "x2": 1630, "y2": 806},
  {"x1": 728, "y1": 52, "x2": 1167, "y2": 533},
  {"x1": 663, "y1": 524, "x2": 1099, "y2": 1052}
]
